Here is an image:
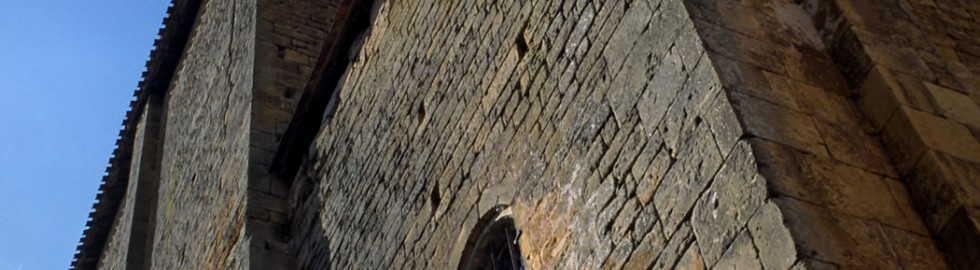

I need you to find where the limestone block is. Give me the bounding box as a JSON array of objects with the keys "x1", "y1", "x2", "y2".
[
  {"x1": 729, "y1": 91, "x2": 829, "y2": 158},
  {"x1": 856, "y1": 67, "x2": 901, "y2": 130},
  {"x1": 600, "y1": 241, "x2": 634, "y2": 270},
  {"x1": 621, "y1": 221, "x2": 665, "y2": 270},
  {"x1": 702, "y1": 91, "x2": 742, "y2": 158},
  {"x1": 865, "y1": 43, "x2": 934, "y2": 82},
  {"x1": 691, "y1": 142, "x2": 764, "y2": 266},
  {"x1": 660, "y1": 55, "x2": 720, "y2": 153},
  {"x1": 654, "y1": 126, "x2": 722, "y2": 238},
  {"x1": 710, "y1": 54, "x2": 772, "y2": 100},
  {"x1": 631, "y1": 204, "x2": 662, "y2": 243},
  {"x1": 926, "y1": 82, "x2": 980, "y2": 128},
  {"x1": 634, "y1": 145, "x2": 671, "y2": 206},
  {"x1": 629, "y1": 132, "x2": 665, "y2": 182},
  {"x1": 882, "y1": 225, "x2": 953, "y2": 270},
  {"x1": 651, "y1": 223, "x2": 694, "y2": 270},
  {"x1": 686, "y1": 0, "x2": 767, "y2": 38},
  {"x1": 751, "y1": 139, "x2": 922, "y2": 233},
  {"x1": 814, "y1": 121, "x2": 896, "y2": 177},
  {"x1": 673, "y1": 242, "x2": 706, "y2": 270},
  {"x1": 603, "y1": 1, "x2": 652, "y2": 75},
  {"x1": 880, "y1": 110, "x2": 929, "y2": 174},
  {"x1": 790, "y1": 77, "x2": 866, "y2": 131},
  {"x1": 939, "y1": 205, "x2": 980, "y2": 270},
  {"x1": 906, "y1": 150, "x2": 980, "y2": 232},
  {"x1": 697, "y1": 23, "x2": 786, "y2": 75},
  {"x1": 897, "y1": 106, "x2": 980, "y2": 162},
  {"x1": 748, "y1": 203, "x2": 797, "y2": 270},
  {"x1": 712, "y1": 229, "x2": 763, "y2": 269},
  {"x1": 674, "y1": 23, "x2": 705, "y2": 72},
  {"x1": 789, "y1": 258, "x2": 838, "y2": 270},
  {"x1": 773, "y1": 198, "x2": 903, "y2": 269},
  {"x1": 882, "y1": 179, "x2": 931, "y2": 234},
  {"x1": 638, "y1": 48, "x2": 686, "y2": 130}
]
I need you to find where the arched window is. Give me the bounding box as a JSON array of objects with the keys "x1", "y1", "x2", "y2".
[{"x1": 458, "y1": 205, "x2": 526, "y2": 270}]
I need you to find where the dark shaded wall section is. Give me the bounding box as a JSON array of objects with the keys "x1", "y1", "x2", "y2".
[{"x1": 685, "y1": 0, "x2": 979, "y2": 268}]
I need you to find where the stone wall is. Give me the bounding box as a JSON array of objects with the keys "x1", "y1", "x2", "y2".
[
  {"x1": 96, "y1": 107, "x2": 144, "y2": 269},
  {"x1": 685, "y1": 0, "x2": 952, "y2": 268},
  {"x1": 804, "y1": 0, "x2": 980, "y2": 268},
  {"x1": 247, "y1": 0, "x2": 339, "y2": 268},
  {"x1": 76, "y1": 0, "x2": 979, "y2": 269},
  {"x1": 282, "y1": 0, "x2": 978, "y2": 268},
  {"x1": 149, "y1": 0, "x2": 255, "y2": 268},
  {"x1": 288, "y1": 0, "x2": 792, "y2": 268},
  {"x1": 98, "y1": 94, "x2": 164, "y2": 270}
]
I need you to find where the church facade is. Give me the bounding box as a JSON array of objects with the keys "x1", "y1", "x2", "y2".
[{"x1": 73, "y1": 0, "x2": 980, "y2": 269}]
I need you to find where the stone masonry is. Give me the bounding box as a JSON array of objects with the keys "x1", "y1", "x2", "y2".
[{"x1": 74, "y1": 0, "x2": 979, "y2": 269}]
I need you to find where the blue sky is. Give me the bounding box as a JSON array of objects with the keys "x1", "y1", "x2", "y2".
[{"x1": 0, "y1": 1, "x2": 170, "y2": 269}]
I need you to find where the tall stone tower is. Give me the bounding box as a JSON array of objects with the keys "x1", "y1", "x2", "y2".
[{"x1": 73, "y1": 0, "x2": 980, "y2": 269}]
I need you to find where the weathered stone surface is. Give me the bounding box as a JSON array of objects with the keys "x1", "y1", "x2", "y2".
[
  {"x1": 77, "y1": 0, "x2": 978, "y2": 269},
  {"x1": 660, "y1": 55, "x2": 720, "y2": 154},
  {"x1": 622, "y1": 219, "x2": 665, "y2": 269},
  {"x1": 728, "y1": 91, "x2": 829, "y2": 158},
  {"x1": 288, "y1": 1, "x2": 746, "y2": 268},
  {"x1": 97, "y1": 143, "x2": 141, "y2": 268},
  {"x1": 149, "y1": 0, "x2": 254, "y2": 268},
  {"x1": 655, "y1": 126, "x2": 722, "y2": 239},
  {"x1": 674, "y1": 241, "x2": 706, "y2": 270},
  {"x1": 751, "y1": 139, "x2": 926, "y2": 233},
  {"x1": 774, "y1": 197, "x2": 932, "y2": 269},
  {"x1": 940, "y1": 206, "x2": 980, "y2": 270},
  {"x1": 856, "y1": 67, "x2": 902, "y2": 130},
  {"x1": 884, "y1": 225, "x2": 953, "y2": 270},
  {"x1": 789, "y1": 258, "x2": 838, "y2": 270},
  {"x1": 691, "y1": 141, "x2": 764, "y2": 266},
  {"x1": 652, "y1": 223, "x2": 703, "y2": 269},
  {"x1": 927, "y1": 82, "x2": 980, "y2": 128},
  {"x1": 703, "y1": 92, "x2": 742, "y2": 157},
  {"x1": 807, "y1": 0, "x2": 980, "y2": 266},
  {"x1": 638, "y1": 48, "x2": 686, "y2": 130},
  {"x1": 903, "y1": 106, "x2": 980, "y2": 162},
  {"x1": 780, "y1": 202, "x2": 872, "y2": 267},
  {"x1": 813, "y1": 120, "x2": 896, "y2": 177},
  {"x1": 651, "y1": 223, "x2": 696, "y2": 270},
  {"x1": 748, "y1": 203, "x2": 797, "y2": 270},
  {"x1": 713, "y1": 229, "x2": 762, "y2": 270}
]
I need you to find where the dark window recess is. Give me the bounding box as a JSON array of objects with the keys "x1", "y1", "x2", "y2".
[{"x1": 459, "y1": 205, "x2": 526, "y2": 270}]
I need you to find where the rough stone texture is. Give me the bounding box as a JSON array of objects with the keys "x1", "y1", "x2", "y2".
[
  {"x1": 687, "y1": 0, "x2": 957, "y2": 268},
  {"x1": 748, "y1": 203, "x2": 796, "y2": 270},
  {"x1": 247, "y1": 0, "x2": 339, "y2": 269},
  {"x1": 97, "y1": 98, "x2": 164, "y2": 270},
  {"x1": 713, "y1": 229, "x2": 763, "y2": 270},
  {"x1": 74, "y1": 0, "x2": 980, "y2": 269},
  {"x1": 802, "y1": 0, "x2": 980, "y2": 267},
  {"x1": 97, "y1": 120, "x2": 141, "y2": 269},
  {"x1": 692, "y1": 142, "x2": 764, "y2": 267},
  {"x1": 290, "y1": 0, "x2": 784, "y2": 269},
  {"x1": 150, "y1": 0, "x2": 254, "y2": 268}
]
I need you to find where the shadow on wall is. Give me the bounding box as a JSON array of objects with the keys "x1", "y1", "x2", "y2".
[{"x1": 294, "y1": 180, "x2": 332, "y2": 270}]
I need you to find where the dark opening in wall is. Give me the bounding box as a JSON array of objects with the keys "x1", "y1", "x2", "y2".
[
  {"x1": 515, "y1": 35, "x2": 528, "y2": 59},
  {"x1": 458, "y1": 205, "x2": 525, "y2": 270},
  {"x1": 515, "y1": 21, "x2": 529, "y2": 59}
]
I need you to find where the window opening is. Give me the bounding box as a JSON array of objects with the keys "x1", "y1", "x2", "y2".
[{"x1": 459, "y1": 205, "x2": 526, "y2": 270}]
